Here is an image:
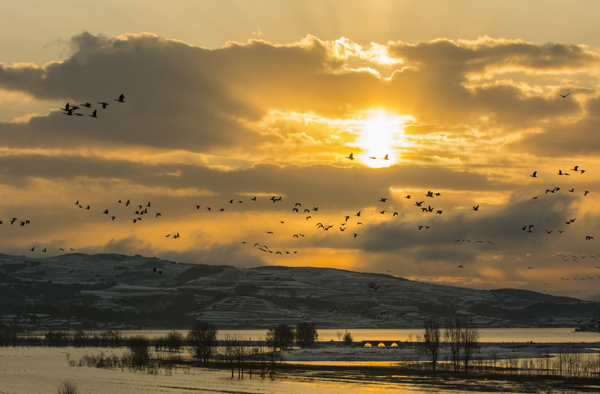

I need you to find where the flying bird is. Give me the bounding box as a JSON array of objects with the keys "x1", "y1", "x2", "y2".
[
  {"x1": 346, "y1": 153, "x2": 355, "y2": 161},
  {"x1": 559, "y1": 93, "x2": 570, "y2": 98},
  {"x1": 115, "y1": 94, "x2": 125, "y2": 103}
]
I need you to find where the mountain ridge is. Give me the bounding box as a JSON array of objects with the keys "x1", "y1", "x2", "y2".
[{"x1": 0, "y1": 253, "x2": 598, "y2": 331}]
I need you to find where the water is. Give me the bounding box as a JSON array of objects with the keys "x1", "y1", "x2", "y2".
[{"x1": 0, "y1": 347, "x2": 442, "y2": 394}]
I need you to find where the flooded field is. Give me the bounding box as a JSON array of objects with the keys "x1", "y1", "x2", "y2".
[
  {"x1": 0, "y1": 347, "x2": 442, "y2": 394},
  {"x1": 2, "y1": 345, "x2": 600, "y2": 394}
]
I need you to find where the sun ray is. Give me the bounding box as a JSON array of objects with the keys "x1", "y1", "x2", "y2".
[{"x1": 354, "y1": 110, "x2": 412, "y2": 168}]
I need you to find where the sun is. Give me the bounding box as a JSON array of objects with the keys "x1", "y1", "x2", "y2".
[{"x1": 356, "y1": 110, "x2": 411, "y2": 168}]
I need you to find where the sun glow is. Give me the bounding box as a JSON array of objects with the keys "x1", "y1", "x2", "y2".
[{"x1": 356, "y1": 110, "x2": 412, "y2": 168}]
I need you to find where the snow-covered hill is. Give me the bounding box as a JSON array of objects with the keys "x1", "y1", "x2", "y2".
[{"x1": 1, "y1": 253, "x2": 598, "y2": 331}]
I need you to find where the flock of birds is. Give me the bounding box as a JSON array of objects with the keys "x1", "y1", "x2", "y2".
[
  {"x1": 8, "y1": 157, "x2": 599, "y2": 291},
  {"x1": 524, "y1": 165, "x2": 592, "y2": 239},
  {"x1": 61, "y1": 93, "x2": 125, "y2": 118}
]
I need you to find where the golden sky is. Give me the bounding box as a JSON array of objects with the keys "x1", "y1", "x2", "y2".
[{"x1": 2, "y1": 1, "x2": 600, "y2": 300}]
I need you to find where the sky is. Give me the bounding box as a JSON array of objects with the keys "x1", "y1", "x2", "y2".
[{"x1": 2, "y1": 1, "x2": 600, "y2": 300}]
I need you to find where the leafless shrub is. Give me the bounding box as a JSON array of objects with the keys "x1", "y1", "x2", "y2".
[{"x1": 57, "y1": 380, "x2": 79, "y2": 394}]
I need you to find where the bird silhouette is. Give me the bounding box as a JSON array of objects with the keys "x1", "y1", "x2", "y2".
[
  {"x1": 530, "y1": 171, "x2": 537, "y2": 178},
  {"x1": 115, "y1": 94, "x2": 125, "y2": 103},
  {"x1": 346, "y1": 153, "x2": 354, "y2": 161},
  {"x1": 89, "y1": 110, "x2": 98, "y2": 118},
  {"x1": 98, "y1": 102, "x2": 109, "y2": 109},
  {"x1": 559, "y1": 93, "x2": 570, "y2": 98}
]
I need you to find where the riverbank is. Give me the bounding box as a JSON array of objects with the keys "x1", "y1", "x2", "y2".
[
  {"x1": 271, "y1": 362, "x2": 600, "y2": 393},
  {"x1": 280, "y1": 341, "x2": 600, "y2": 363}
]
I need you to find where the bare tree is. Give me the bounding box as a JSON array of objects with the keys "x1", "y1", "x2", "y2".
[
  {"x1": 444, "y1": 316, "x2": 479, "y2": 374},
  {"x1": 187, "y1": 321, "x2": 218, "y2": 365},
  {"x1": 264, "y1": 335, "x2": 282, "y2": 378},
  {"x1": 165, "y1": 330, "x2": 184, "y2": 353},
  {"x1": 234, "y1": 338, "x2": 247, "y2": 379},
  {"x1": 417, "y1": 318, "x2": 441, "y2": 371},
  {"x1": 222, "y1": 334, "x2": 238, "y2": 378},
  {"x1": 266, "y1": 324, "x2": 295, "y2": 351},
  {"x1": 461, "y1": 317, "x2": 479, "y2": 373},
  {"x1": 127, "y1": 335, "x2": 150, "y2": 369},
  {"x1": 295, "y1": 322, "x2": 318, "y2": 348},
  {"x1": 444, "y1": 316, "x2": 463, "y2": 373},
  {"x1": 343, "y1": 330, "x2": 353, "y2": 346}
]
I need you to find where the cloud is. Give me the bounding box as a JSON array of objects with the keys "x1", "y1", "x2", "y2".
[{"x1": 1, "y1": 33, "x2": 599, "y2": 162}]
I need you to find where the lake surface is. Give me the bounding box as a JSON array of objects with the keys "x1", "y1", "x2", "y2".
[
  {"x1": 3, "y1": 346, "x2": 596, "y2": 394},
  {"x1": 1, "y1": 347, "x2": 495, "y2": 394},
  {"x1": 117, "y1": 327, "x2": 600, "y2": 343}
]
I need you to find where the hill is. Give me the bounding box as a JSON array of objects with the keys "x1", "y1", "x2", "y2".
[{"x1": 0, "y1": 253, "x2": 598, "y2": 331}]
